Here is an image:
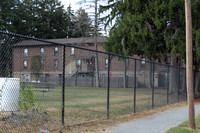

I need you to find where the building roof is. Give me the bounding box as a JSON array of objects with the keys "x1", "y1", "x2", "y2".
[{"x1": 13, "y1": 36, "x2": 107, "y2": 47}]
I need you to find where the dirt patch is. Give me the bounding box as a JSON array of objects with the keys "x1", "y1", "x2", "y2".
[
  {"x1": 195, "y1": 98, "x2": 200, "y2": 103},
  {"x1": 89, "y1": 102, "x2": 133, "y2": 111},
  {"x1": 89, "y1": 105, "x2": 106, "y2": 112},
  {"x1": 46, "y1": 107, "x2": 59, "y2": 112},
  {"x1": 0, "y1": 110, "x2": 52, "y2": 132}
]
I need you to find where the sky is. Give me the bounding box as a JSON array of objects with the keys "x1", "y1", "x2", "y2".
[
  {"x1": 60, "y1": 0, "x2": 81, "y2": 11},
  {"x1": 60, "y1": 0, "x2": 108, "y2": 13}
]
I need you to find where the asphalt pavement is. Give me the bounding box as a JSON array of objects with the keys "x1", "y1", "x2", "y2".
[{"x1": 104, "y1": 104, "x2": 200, "y2": 133}]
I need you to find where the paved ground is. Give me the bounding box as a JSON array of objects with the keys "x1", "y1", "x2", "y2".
[{"x1": 104, "y1": 104, "x2": 200, "y2": 133}]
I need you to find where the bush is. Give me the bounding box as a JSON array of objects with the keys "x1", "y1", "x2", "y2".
[{"x1": 18, "y1": 84, "x2": 34, "y2": 111}]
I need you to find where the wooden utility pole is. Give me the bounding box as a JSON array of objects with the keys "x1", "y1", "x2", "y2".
[
  {"x1": 94, "y1": 0, "x2": 100, "y2": 87},
  {"x1": 185, "y1": 0, "x2": 195, "y2": 129}
]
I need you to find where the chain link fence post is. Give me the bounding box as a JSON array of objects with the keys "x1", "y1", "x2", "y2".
[
  {"x1": 62, "y1": 46, "x2": 66, "y2": 125},
  {"x1": 178, "y1": 67, "x2": 180, "y2": 102},
  {"x1": 152, "y1": 63, "x2": 155, "y2": 109},
  {"x1": 107, "y1": 54, "x2": 110, "y2": 119},
  {"x1": 133, "y1": 59, "x2": 137, "y2": 113},
  {"x1": 167, "y1": 65, "x2": 169, "y2": 104}
]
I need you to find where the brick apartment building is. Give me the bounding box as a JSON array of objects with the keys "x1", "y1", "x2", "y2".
[
  {"x1": 12, "y1": 36, "x2": 168, "y2": 88},
  {"x1": 12, "y1": 37, "x2": 107, "y2": 81}
]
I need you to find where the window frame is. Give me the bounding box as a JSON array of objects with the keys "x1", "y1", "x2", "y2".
[
  {"x1": 41, "y1": 59, "x2": 44, "y2": 69},
  {"x1": 105, "y1": 58, "x2": 108, "y2": 68},
  {"x1": 24, "y1": 48, "x2": 28, "y2": 56},
  {"x1": 141, "y1": 58, "x2": 146, "y2": 65},
  {"x1": 40, "y1": 48, "x2": 44, "y2": 56},
  {"x1": 54, "y1": 59, "x2": 58, "y2": 69},
  {"x1": 76, "y1": 59, "x2": 82, "y2": 68},
  {"x1": 54, "y1": 47, "x2": 59, "y2": 56},
  {"x1": 71, "y1": 47, "x2": 75, "y2": 55},
  {"x1": 23, "y1": 60, "x2": 28, "y2": 69},
  {"x1": 125, "y1": 58, "x2": 129, "y2": 68}
]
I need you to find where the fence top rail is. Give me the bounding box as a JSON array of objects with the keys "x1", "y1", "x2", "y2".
[{"x1": 0, "y1": 31, "x2": 180, "y2": 68}]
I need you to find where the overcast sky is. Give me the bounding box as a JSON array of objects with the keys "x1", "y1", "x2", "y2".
[{"x1": 60, "y1": 0, "x2": 79, "y2": 11}]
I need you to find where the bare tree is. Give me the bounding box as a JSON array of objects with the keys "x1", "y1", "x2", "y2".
[{"x1": 70, "y1": 8, "x2": 93, "y2": 37}]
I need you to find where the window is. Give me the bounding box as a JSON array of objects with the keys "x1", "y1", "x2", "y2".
[
  {"x1": 54, "y1": 47, "x2": 58, "y2": 56},
  {"x1": 21, "y1": 74, "x2": 30, "y2": 82},
  {"x1": 40, "y1": 48, "x2": 44, "y2": 56},
  {"x1": 24, "y1": 48, "x2": 28, "y2": 56},
  {"x1": 125, "y1": 59, "x2": 129, "y2": 68},
  {"x1": 105, "y1": 58, "x2": 108, "y2": 68},
  {"x1": 54, "y1": 59, "x2": 58, "y2": 69},
  {"x1": 41, "y1": 60, "x2": 44, "y2": 69},
  {"x1": 76, "y1": 60, "x2": 82, "y2": 68},
  {"x1": 21, "y1": 74, "x2": 25, "y2": 78},
  {"x1": 23, "y1": 60, "x2": 27, "y2": 69},
  {"x1": 71, "y1": 47, "x2": 75, "y2": 55},
  {"x1": 141, "y1": 58, "x2": 146, "y2": 65}
]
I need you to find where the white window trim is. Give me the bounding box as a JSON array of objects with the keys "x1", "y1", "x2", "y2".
[
  {"x1": 141, "y1": 58, "x2": 146, "y2": 65},
  {"x1": 105, "y1": 58, "x2": 108, "y2": 68},
  {"x1": 76, "y1": 60, "x2": 82, "y2": 67},
  {"x1": 40, "y1": 48, "x2": 44, "y2": 55},
  {"x1": 24, "y1": 60, "x2": 28, "y2": 69},
  {"x1": 71, "y1": 47, "x2": 75, "y2": 55},
  {"x1": 24, "y1": 48, "x2": 28, "y2": 56},
  {"x1": 54, "y1": 47, "x2": 58, "y2": 56}
]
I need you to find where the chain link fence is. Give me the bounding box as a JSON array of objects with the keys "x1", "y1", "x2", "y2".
[{"x1": 0, "y1": 31, "x2": 199, "y2": 132}]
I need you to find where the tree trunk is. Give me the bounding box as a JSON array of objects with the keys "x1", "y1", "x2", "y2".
[{"x1": 169, "y1": 53, "x2": 178, "y2": 94}]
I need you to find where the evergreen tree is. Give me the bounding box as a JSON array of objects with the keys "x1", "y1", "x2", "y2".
[
  {"x1": 1, "y1": 0, "x2": 71, "y2": 39},
  {"x1": 100, "y1": 0, "x2": 200, "y2": 93},
  {"x1": 101, "y1": 0, "x2": 168, "y2": 61},
  {"x1": 67, "y1": 4, "x2": 75, "y2": 38},
  {"x1": 0, "y1": 0, "x2": 71, "y2": 77},
  {"x1": 0, "y1": 0, "x2": 19, "y2": 32},
  {"x1": 32, "y1": 0, "x2": 70, "y2": 39},
  {"x1": 100, "y1": 0, "x2": 200, "y2": 64}
]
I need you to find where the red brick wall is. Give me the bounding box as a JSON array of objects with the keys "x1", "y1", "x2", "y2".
[
  {"x1": 13, "y1": 44, "x2": 109, "y2": 73},
  {"x1": 12, "y1": 44, "x2": 156, "y2": 76}
]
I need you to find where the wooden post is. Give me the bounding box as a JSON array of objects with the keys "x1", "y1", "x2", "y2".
[
  {"x1": 94, "y1": 0, "x2": 100, "y2": 87},
  {"x1": 185, "y1": 0, "x2": 195, "y2": 129}
]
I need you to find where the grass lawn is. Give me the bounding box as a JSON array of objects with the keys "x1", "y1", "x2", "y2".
[
  {"x1": 30, "y1": 86, "x2": 183, "y2": 125},
  {"x1": 166, "y1": 114, "x2": 200, "y2": 133},
  {"x1": 0, "y1": 86, "x2": 186, "y2": 132}
]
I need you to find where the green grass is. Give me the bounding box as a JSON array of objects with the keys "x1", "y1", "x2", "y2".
[
  {"x1": 18, "y1": 86, "x2": 182, "y2": 125},
  {"x1": 166, "y1": 114, "x2": 200, "y2": 133},
  {"x1": 166, "y1": 127, "x2": 198, "y2": 133}
]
